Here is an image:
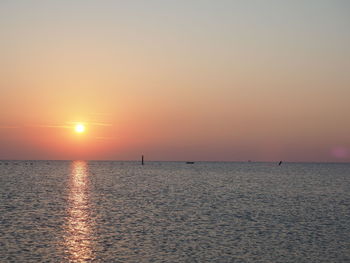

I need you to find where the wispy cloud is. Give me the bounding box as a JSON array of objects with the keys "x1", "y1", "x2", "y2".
[
  {"x1": 0, "y1": 125, "x2": 20, "y2": 129},
  {"x1": 89, "y1": 122, "x2": 113, "y2": 127},
  {"x1": 67, "y1": 121, "x2": 112, "y2": 126},
  {"x1": 0, "y1": 122, "x2": 112, "y2": 130},
  {"x1": 27, "y1": 124, "x2": 71, "y2": 129},
  {"x1": 95, "y1": 136, "x2": 116, "y2": 141},
  {"x1": 66, "y1": 121, "x2": 113, "y2": 127},
  {"x1": 88, "y1": 113, "x2": 111, "y2": 117}
]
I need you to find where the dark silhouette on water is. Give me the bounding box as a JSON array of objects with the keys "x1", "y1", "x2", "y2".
[
  {"x1": 142, "y1": 155, "x2": 144, "y2": 165},
  {"x1": 278, "y1": 161, "x2": 283, "y2": 166},
  {"x1": 186, "y1": 162, "x2": 195, "y2": 164}
]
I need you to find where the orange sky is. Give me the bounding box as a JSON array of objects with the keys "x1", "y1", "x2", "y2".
[{"x1": 1, "y1": 1, "x2": 349, "y2": 161}]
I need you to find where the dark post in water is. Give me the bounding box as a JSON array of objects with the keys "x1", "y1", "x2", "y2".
[{"x1": 142, "y1": 155, "x2": 144, "y2": 165}]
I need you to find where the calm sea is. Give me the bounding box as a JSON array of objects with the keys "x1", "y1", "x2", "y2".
[{"x1": 0, "y1": 161, "x2": 349, "y2": 262}]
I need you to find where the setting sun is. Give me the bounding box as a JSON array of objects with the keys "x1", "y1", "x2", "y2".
[{"x1": 74, "y1": 124, "x2": 85, "y2": 133}]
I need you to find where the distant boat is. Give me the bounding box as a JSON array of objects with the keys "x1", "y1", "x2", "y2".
[
  {"x1": 278, "y1": 161, "x2": 283, "y2": 166},
  {"x1": 186, "y1": 162, "x2": 195, "y2": 164}
]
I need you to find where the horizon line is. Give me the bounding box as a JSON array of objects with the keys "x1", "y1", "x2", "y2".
[{"x1": 0, "y1": 159, "x2": 349, "y2": 164}]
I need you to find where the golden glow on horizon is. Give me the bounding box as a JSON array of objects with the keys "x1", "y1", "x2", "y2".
[{"x1": 75, "y1": 124, "x2": 85, "y2": 133}]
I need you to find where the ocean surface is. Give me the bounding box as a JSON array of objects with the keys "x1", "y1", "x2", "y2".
[{"x1": 0, "y1": 161, "x2": 349, "y2": 262}]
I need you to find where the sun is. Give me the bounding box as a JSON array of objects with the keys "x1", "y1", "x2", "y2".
[{"x1": 74, "y1": 123, "x2": 85, "y2": 133}]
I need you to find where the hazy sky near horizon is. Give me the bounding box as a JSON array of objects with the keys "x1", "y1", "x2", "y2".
[{"x1": 1, "y1": 0, "x2": 350, "y2": 161}]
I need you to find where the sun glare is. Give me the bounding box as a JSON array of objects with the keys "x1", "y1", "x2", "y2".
[{"x1": 75, "y1": 124, "x2": 85, "y2": 133}]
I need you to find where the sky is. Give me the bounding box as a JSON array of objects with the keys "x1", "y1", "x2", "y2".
[{"x1": 0, "y1": 0, "x2": 349, "y2": 162}]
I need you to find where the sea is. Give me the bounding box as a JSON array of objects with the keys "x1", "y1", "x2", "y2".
[{"x1": 0, "y1": 161, "x2": 349, "y2": 262}]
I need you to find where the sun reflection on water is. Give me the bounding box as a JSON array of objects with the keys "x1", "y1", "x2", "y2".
[{"x1": 65, "y1": 161, "x2": 95, "y2": 262}]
